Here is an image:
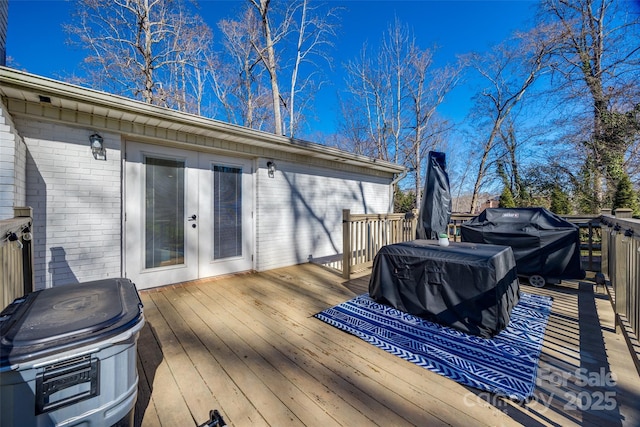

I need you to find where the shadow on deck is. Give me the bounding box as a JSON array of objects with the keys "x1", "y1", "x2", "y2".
[{"x1": 134, "y1": 264, "x2": 640, "y2": 427}]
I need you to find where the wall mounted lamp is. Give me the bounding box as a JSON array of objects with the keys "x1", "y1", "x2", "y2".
[
  {"x1": 267, "y1": 161, "x2": 277, "y2": 178},
  {"x1": 611, "y1": 224, "x2": 621, "y2": 236},
  {"x1": 21, "y1": 225, "x2": 32, "y2": 242},
  {"x1": 90, "y1": 133, "x2": 106, "y2": 160},
  {"x1": 5, "y1": 231, "x2": 23, "y2": 250}
]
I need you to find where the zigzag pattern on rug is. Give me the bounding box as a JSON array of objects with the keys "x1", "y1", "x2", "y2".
[{"x1": 315, "y1": 292, "x2": 553, "y2": 401}]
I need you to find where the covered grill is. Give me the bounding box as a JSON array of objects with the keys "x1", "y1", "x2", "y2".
[{"x1": 461, "y1": 207, "x2": 585, "y2": 287}]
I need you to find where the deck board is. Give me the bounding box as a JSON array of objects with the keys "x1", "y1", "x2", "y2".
[
  {"x1": 176, "y1": 282, "x2": 384, "y2": 426},
  {"x1": 137, "y1": 294, "x2": 198, "y2": 426},
  {"x1": 134, "y1": 264, "x2": 640, "y2": 426},
  {"x1": 185, "y1": 273, "x2": 448, "y2": 426}
]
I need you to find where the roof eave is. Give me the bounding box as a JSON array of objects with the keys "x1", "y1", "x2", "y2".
[{"x1": 0, "y1": 67, "x2": 406, "y2": 175}]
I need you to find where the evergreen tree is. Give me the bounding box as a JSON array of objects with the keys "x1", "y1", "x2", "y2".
[
  {"x1": 612, "y1": 174, "x2": 640, "y2": 215},
  {"x1": 394, "y1": 189, "x2": 416, "y2": 213},
  {"x1": 576, "y1": 157, "x2": 598, "y2": 214},
  {"x1": 499, "y1": 185, "x2": 516, "y2": 208},
  {"x1": 550, "y1": 185, "x2": 571, "y2": 215},
  {"x1": 497, "y1": 160, "x2": 515, "y2": 208},
  {"x1": 516, "y1": 185, "x2": 532, "y2": 208}
]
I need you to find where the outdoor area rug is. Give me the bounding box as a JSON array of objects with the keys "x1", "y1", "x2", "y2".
[{"x1": 314, "y1": 292, "x2": 553, "y2": 401}]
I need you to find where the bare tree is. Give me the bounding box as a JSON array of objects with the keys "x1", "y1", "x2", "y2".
[
  {"x1": 216, "y1": 0, "x2": 339, "y2": 135},
  {"x1": 405, "y1": 47, "x2": 460, "y2": 207},
  {"x1": 343, "y1": 44, "x2": 395, "y2": 160},
  {"x1": 341, "y1": 19, "x2": 459, "y2": 201},
  {"x1": 384, "y1": 18, "x2": 411, "y2": 164},
  {"x1": 497, "y1": 120, "x2": 528, "y2": 205},
  {"x1": 248, "y1": 0, "x2": 290, "y2": 135},
  {"x1": 341, "y1": 20, "x2": 417, "y2": 162},
  {"x1": 539, "y1": 0, "x2": 640, "y2": 212},
  {"x1": 286, "y1": 0, "x2": 340, "y2": 137},
  {"x1": 66, "y1": 0, "x2": 212, "y2": 112},
  {"x1": 466, "y1": 25, "x2": 556, "y2": 213},
  {"x1": 165, "y1": 9, "x2": 214, "y2": 114},
  {"x1": 216, "y1": 8, "x2": 272, "y2": 129}
]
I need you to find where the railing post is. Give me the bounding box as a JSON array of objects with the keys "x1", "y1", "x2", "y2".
[
  {"x1": 614, "y1": 209, "x2": 633, "y2": 333},
  {"x1": 587, "y1": 220, "x2": 602, "y2": 271},
  {"x1": 342, "y1": 209, "x2": 351, "y2": 280},
  {"x1": 613, "y1": 231, "x2": 626, "y2": 333},
  {"x1": 411, "y1": 208, "x2": 419, "y2": 240},
  {"x1": 615, "y1": 208, "x2": 633, "y2": 219},
  {"x1": 601, "y1": 210, "x2": 610, "y2": 275}
]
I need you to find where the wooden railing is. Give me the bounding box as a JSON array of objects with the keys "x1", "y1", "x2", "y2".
[
  {"x1": 564, "y1": 214, "x2": 602, "y2": 272},
  {"x1": 340, "y1": 211, "x2": 602, "y2": 278},
  {"x1": 340, "y1": 207, "x2": 638, "y2": 373},
  {"x1": 600, "y1": 209, "x2": 640, "y2": 374},
  {"x1": 1, "y1": 207, "x2": 34, "y2": 309},
  {"x1": 447, "y1": 213, "x2": 475, "y2": 242},
  {"x1": 342, "y1": 209, "x2": 418, "y2": 278}
]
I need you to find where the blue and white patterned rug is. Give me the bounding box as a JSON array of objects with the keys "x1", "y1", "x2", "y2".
[{"x1": 315, "y1": 292, "x2": 553, "y2": 401}]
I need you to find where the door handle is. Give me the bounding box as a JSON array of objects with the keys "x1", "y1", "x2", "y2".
[{"x1": 188, "y1": 214, "x2": 197, "y2": 221}]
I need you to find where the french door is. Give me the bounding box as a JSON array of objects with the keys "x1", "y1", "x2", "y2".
[{"x1": 125, "y1": 142, "x2": 254, "y2": 289}]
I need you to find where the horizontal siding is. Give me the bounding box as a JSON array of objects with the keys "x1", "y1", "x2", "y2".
[{"x1": 255, "y1": 160, "x2": 392, "y2": 271}]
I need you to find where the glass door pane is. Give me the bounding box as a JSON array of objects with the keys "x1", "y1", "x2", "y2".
[
  {"x1": 145, "y1": 157, "x2": 185, "y2": 268},
  {"x1": 213, "y1": 165, "x2": 242, "y2": 260}
]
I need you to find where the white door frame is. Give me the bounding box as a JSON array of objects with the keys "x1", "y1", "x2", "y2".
[{"x1": 124, "y1": 141, "x2": 254, "y2": 289}]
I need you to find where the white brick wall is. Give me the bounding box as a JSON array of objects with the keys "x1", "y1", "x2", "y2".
[
  {"x1": 8, "y1": 115, "x2": 396, "y2": 288},
  {"x1": 17, "y1": 119, "x2": 122, "y2": 289},
  {"x1": 0, "y1": 98, "x2": 26, "y2": 219},
  {"x1": 14, "y1": 129, "x2": 26, "y2": 208},
  {"x1": 255, "y1": 159, "x2": 391, "y2": 271}
]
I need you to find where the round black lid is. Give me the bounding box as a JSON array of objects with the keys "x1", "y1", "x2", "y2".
[{"x1": 1, "y1": 278, "x2": 143, "y2": 367}]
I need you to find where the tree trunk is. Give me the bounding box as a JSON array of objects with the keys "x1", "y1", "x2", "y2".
[
  {"x1": 470, "y1": 122, "x2": 500, "y2": 213},
  {"x1": 253, "y1": 0, "x2": 283, "y2": 135},
  {"x1": 141, "y1": 0, "x2": 154, "y2": 104}
]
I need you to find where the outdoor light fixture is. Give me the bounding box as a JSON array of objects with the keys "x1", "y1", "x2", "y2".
[
  {"x1": 21, "y1": 226, "x2": 32, "y2": 242},
  {"x1": 267, "y1": 161, "x2": 276, "y2": 178},
  {"x1": 611, "y1": 224, "x2": 621, "y2": 236},
  {"x1": 622, "y1": 228, "x2": 634, "y2": 243},
  {"x1": 6, "y1": 231, "x2": 23, "y2": 250},
  {"x1": 89, "y1": 133, "x2": 106, "y2": 160}
]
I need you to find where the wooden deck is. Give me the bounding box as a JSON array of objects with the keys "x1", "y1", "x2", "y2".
[{"x1": 134, "y1": 264, "x2": 640, "y2": 427}]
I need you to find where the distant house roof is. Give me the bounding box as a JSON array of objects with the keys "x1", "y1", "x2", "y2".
[
  {"x1": 0, "y1": 67, "x2": 405, "y2": 176},
  {"x1": 476, "y1": 196, "x2": 500, "y2": 214}
]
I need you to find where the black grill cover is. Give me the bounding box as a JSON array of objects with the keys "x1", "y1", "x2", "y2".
[
  {"x1": 460, "y1": 207, "x2": 585, "y2": 280},
  {"x1": 369, "y1": 240, "x2": 520, "y2": 338},
  {"x1": 416, "y1": 151, "x2": 452, "y2": 240}
]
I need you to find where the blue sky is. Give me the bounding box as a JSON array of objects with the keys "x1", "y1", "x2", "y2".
[{"x1": 6, "y1": 0, "x2": 537, "y2": 135}]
